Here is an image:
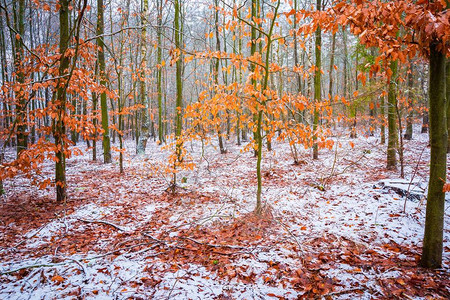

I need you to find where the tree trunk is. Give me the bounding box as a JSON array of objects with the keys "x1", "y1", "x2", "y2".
[
  {"x1": 136, "y1": 0, "x2": 150, "y2": 155},
  {"x1": 14, "y1": 0, "x2": 27, "y2": 155},
  {"x1": 173, "y1": 0, "x2": 183, "y2": 185},
  {"x1": 54, "y1": 0, "x2": 70, "y2": 203},
  {"x1": 380, "y1": 95, "x2": 386, "y2": 143},
  {"x1": 214, "y1": 0, "x2": 226, "y2": 154},
  {"x1": 404, "y1": 60, "x2": 414, "y2": 140},
  {"x1": 421, "y1": 42, "x2": 447, "y2": 269},
  {"x1": 97, "y1": 0, "x2": 111, "y2": 163},
  {"x1": 312, "y1": 0, "x2": 321, "y2": 160},
  {"x1": 157, "y1": 0, "x2": 164, "y2": 144},
  {"x1": 387, "y1": 60, "x2": 398, "y2": 169},
  {"x1": 446, "y1": 59, "x2": 450, "y2": 152},
  {"x1": 421, "y1": 64, "x2": 429, "y2": 134},
  {"x1": 343, "y1": 27, "x2": 348, "y2": 131}
]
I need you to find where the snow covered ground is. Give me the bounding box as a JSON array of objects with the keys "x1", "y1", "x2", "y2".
[{"x1": 0, "y1": 127, "x2": 449, "y2": 299}]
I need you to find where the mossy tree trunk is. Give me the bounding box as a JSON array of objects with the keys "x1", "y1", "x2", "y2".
[
  {"x1": 421, "y1": 41, "x2": 447, "y2": 269},
  {"x1": 404, "y1": 60, "x2": 414, "y2": 140},
  {"x1": 387, "y1": 60, "x2": 398, "y2": 169},
  {"x1": 97, "y1": 0, "x2": 111, "y2": 163},
  {"x1": 92, "y1": 62, "x2": 98, "y2": 161},
  {"x1": 157, "y1": 0, "x2": 164, "y2": 144},
  {"x1": 173, "y1": 0, "x2": 183, "y2": 185}
]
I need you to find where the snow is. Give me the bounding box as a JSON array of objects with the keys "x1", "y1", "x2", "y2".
[{"x1": 0, "y1": 126, "x2": 449, "y2": 299}]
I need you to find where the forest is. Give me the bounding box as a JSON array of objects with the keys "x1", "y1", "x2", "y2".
[{"x1": 0, "y1": 0, "x2": 449, "y2": 298}]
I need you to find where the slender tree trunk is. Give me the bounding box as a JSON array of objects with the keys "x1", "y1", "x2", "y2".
[
  {"x1": 54, "y1": 0, "x2": 70, "y2": 203},
  {"x1": 14, "y1": 0, "x2": 27, "y2": 155},
  {"x1": 380, "y1": 95, "x2": 386, "y2": 143},
  {"x1": 293, "y1": 0, "x2": 302, "y2": 95},
  {"x1": 387, "y1": 60, "x2": 398, "y2": 169},
  {"x1": 92, "y1": 63, "x2": 98, "y2": 161},
  {"x1": 421, "y1": 41, "x2": 447, "y2": 269},
  {"x1": 312, "y1": 0, "x2": 321, "y2": 160},
  {"x1": 97, "y1": 0, "x2": 111, "y2": 163},
  {"x1": 328, "y1": 33, "x2": 336, "y2": 103},
  {"x1": 136, "y1": 0, "x2": 150, "y2": 155},
  {"x1": 255, "y1": 0, "x2": 279, "y2": 215},
  {"x1": 71, "y1": 95, "x2": 78, "y2": 144},
  {"x1": 369, "y1": 48, "x2": 377, "y2": 136},
  {"x1": 405, "y1": 60, "x2": 414, "y2": 140},
  {"x1": 446, "y1": 59, "x2": 450, "y2": 152},
  {"x1": 173, "y1": 0, "x2": 183, "y2": 185},
  {"x1": 235, "y1": 3, "x2": 241, "y2": 146},
  {"x1": 350, "y1": 50, "x2": 358, "y2": 139},
  {"x1": 214, "y1": 0, "x2": 226, "y2": 154},
  {"x1": 421, "y1": 64, "x2": 429, "y2": 134},
  {"x1": 343, "y1": 27, "x2": 348, "y2": 130},
  {"x1": 157, "y1": 0, "x2": 164, "y2": 144},
  {"x1": 251, "y1": 0, "x2": 260, "y2": 158}
]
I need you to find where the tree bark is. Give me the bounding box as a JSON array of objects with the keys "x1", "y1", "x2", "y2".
[
  {"x1": 446, "y1": 59, "x2": 450, "y2": 152},
  {"x1": 214, "y1": 0, "x2": 226, "y2": 154},
  {"x1": 14, "y1": 0, "x2": 27, "y2": 155},
  {"x1": 404, "y1": 60, "x2": 414, "y2": 140},
  {"x1": 312, "y1": 0, "x2": 321, "y2": 160},
  {"x1": 54, "y1": 0, "x2": 70, "y2": 202},
  {"x1": 157, "y1": 0, "x2": 164, "y2": 144},
  {"x1": 421, "y1": 42, "x2": 447, "y2": 269},
  {"x1": 387, "y1": 60, "x2": 398, "y2": 169},
  {"x1": 97, "y1": 0, "x2": 111, "y2": 163},
  {"x1": 173, "y1": 0, "x2": 183, "y2": 185},
  {"x1": 136, "y1": 0, "x2": 150, "y2": 155}
]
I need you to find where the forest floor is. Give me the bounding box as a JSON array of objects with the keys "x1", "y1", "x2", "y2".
[{"x1": 0, "y1": 127, "x2": 449, "y2": 299}]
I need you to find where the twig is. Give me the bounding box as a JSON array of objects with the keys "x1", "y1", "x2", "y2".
[
  {"x1": 123, "y1": 244, "x2": 160, "y2": 258},
  {"x1": 403, "y1": 145, "x2": 426, "y2": 213},
  {"x1": 60, "y1": 256, "x2": 88, "y2": 277}
]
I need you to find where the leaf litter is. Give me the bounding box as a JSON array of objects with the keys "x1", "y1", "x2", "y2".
[{"x1": 0, "y1": 128, "x2": 449, "y2": 299}]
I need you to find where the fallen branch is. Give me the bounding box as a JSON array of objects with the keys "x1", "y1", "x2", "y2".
[
  {"x1": 141, "y1": 232, "x2": 252, "y2": 256},
  {"x1": 77, "y1": 218, "x2": 130, "y2": 232},
  {"x1": 1, "y1": 242, "x2": 150, "y2": 275},
  {"x1": 0, "y1": 262, "x2": 66, "y2": 275},
  {"x1": 181, "y1": 236, "x2": 247, "y2": 250},
  {"x1": 319, "y1": 286, "x2": 368, "y2": 298}
]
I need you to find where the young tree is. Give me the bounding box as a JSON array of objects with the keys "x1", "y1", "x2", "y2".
[
  {"x1": 13, "y1": 0, "x2": 27, "y2": 155},
  {"x1": 404, "y1": 60, "x2": 414, "y2": 140},
  {"x1": 312, "y1": 0, "x2": 321, "y2": 160},
  {"x1": 53, "y1": 0, "x2": 71, "y2": 202},
  {"x1": 173, "y1": 0, "x2": 183, "y2": 186},
  {"x1": 386, "y1": 60, "x2": 398, "y2": 169},
  {"x1": 156, "y1": 0, "x2": 164, "y2": 144},
  {"x1": 97, "y1": 0, "x2": 112, "y2": 163}
]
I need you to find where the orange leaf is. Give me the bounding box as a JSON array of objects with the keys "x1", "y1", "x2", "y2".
[
  {"x1": 51, "y1": 275, "x2": 65, "y2": 284},
  {"x1": 443, "y1": 183, "x2": 450, "y2": 192}
]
